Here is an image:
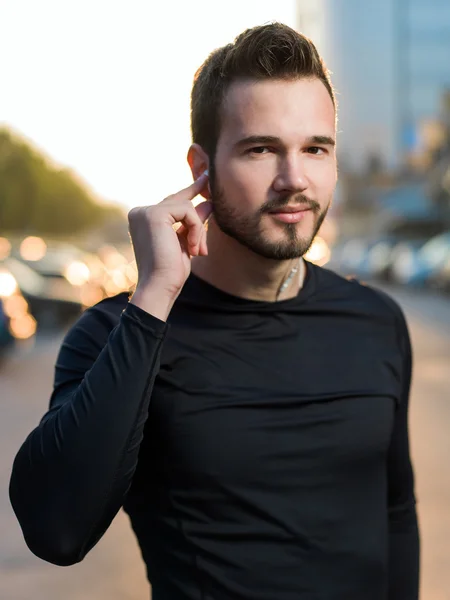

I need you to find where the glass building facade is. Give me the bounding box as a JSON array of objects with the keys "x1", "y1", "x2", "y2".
[{"x1": 297, "y1": 0, "x2": 450, "y2": 172}]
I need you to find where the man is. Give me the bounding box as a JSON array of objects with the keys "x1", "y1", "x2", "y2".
[{"x1": 10, "y1": 23, "x2": 419, "y2": 599}]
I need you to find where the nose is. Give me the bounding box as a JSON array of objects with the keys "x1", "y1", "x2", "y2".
[{"x1": 272, "y1": 153, "x2": 308, "y2": 194}]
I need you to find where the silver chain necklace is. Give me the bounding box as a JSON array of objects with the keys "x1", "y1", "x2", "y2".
[{"x1": 276, "y1": 259, "x2": 304, "y2": 300}]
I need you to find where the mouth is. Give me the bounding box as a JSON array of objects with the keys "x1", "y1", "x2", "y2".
[{"x1": 267, "y1": 206, "x2": 312, "y2": 224}]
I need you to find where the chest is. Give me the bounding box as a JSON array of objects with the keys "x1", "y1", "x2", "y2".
[{"x1": 144, "y1": 316, "x2": 400, "y2": 489}]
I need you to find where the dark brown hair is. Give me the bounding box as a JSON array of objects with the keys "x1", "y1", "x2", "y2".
[{"x1": 191, "y1": 22, "x2": 335, "y2": 158}]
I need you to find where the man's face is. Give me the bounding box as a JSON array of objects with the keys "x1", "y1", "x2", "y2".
[{"x1": 209, "y1": 77, "x2": 337, "y2": 260}]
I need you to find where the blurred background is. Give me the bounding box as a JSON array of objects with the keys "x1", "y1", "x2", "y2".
[{"x1": 1, "y1": 1, "x2": 450, "y2": 598}]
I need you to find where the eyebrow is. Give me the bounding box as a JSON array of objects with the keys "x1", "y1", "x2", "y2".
[
  {"x1": 234, "y1": 134, "x2": 336, "y2": 149},
  {"x1": 308, "y1": 135, "x2": 336, "y2": 147}
]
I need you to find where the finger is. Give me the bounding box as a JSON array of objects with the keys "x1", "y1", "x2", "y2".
[
  {"x1": 187, "y1": 219, "x2": 202, "y2": 255},
  {"x1": 176, "y1": 225, "x2": 194, "y2": 256},
  {"x1": 168, "y1": 172, "x2": 209, "y2": 204},
  {"x1": 196, "y1": 225, "x2": 206, "y2": 257},
  {"x1": 178, "y1": 223, "x2": 208, "y2": 256},
  {"x1": 176, "y1": 219, "x2": 208, "y2": 256},
  {"x1": 175, "y1": 201, "x2": 212, "y2": 234},
  {"x1": 195, "y1": 200, "x2": 213, "y2": 224},
  {"x1": 165, "y1": 204, "x2": 203, "y2": 254},
  {"x1": 199, "y1": 226, "x2": 208, "y2": 256},
  {"x1": 177, "y1": 226, "x2": 190, "y2": 258}
]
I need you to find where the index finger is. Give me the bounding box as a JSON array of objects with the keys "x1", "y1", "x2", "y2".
[{"x1": 171, "y1": 171, "x2": 209, "y2": 203}]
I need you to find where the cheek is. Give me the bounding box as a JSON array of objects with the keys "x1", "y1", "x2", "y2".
[
  {"x1": 307, "y1": 160, "x2": 337, "y2": 193},
  {"x1": 217, "y1": 157, "x2": 274, "y2": 203}
]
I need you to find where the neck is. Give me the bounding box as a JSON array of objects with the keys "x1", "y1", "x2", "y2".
[{"x1": 191, "y1": 219, "x2": 306, "y2": 302}]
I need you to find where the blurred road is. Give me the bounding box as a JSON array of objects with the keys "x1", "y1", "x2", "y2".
[{"x1": 1, "y1": 284, "x2": 450, "y2": 600}]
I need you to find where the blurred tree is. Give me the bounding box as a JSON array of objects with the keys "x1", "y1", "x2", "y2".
[{"x1": 0, "y1": 127, "x2": 123, "y2": 236}]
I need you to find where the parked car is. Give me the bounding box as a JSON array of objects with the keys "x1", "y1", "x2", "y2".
[
  {"x1": 0, "y1": 264, "x2": 37, "y2": 350},
  {"x1": 0, "y1": 297, "x2": 14, "y2": 356},
  {"x1": 426, "y1": 253, "x2": 450, "y2": 293},
  {"x1": 336, "y1": 238, "x2": 375, "y2": 278},
  {"x1": 371, "y1": 237, "x2": 433, "y2": 282},
  {"x1": 335, "y1": 235, "x2": 421, "y2": 281},
  {"x1": 367, "y1": 213, "x2": 445, "y2": 282},
  {"x1": 391, "y1": 231, "x2": 450, "y2": 287},
  {"x1": 1, "y1": 256, "x2": 85, "y2": 327},
  {"x1": 10, "y1": 237, "x2": 141, "y2": 316}
]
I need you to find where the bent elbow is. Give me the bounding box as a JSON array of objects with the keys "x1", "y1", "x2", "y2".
[{"x1": 22, "y1": 526, "x2": 87, "y2": 567}]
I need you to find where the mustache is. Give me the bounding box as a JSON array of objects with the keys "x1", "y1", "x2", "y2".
[{"x1": 260, "y1": 194, "x2": 321, "y2": 214}]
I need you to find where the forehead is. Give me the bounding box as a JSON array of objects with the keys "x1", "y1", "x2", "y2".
[{"x1": 220, "y1": 78, "x2": 336, "y2": 143}]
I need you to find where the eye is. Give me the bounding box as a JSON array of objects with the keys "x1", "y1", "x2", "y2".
[
  {"x1": 248, "y1": 146, "x2": 272, "y2": 155},
  {"x1": 307, "y1": 146, "x2": 326, "y2": 155}
]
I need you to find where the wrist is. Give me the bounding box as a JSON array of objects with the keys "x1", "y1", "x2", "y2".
[{"x1": 130, "y1": 283, "x2": 177, "y2": 322}]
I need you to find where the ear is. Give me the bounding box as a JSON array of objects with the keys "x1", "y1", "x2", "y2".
[{"x1": 187, "y1": 144, "x2": 211, "y2": 200}]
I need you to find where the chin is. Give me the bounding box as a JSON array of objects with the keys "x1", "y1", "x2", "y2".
[{"x1": 249, "y1": 237, "x2": 313, "y2": 261}]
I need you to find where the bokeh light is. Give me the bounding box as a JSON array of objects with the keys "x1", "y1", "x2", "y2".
[
  {"x1": 64, "y1": 261, "x2": 91, "y2": 286},
  {"x1": 20, "y1": 236, "x2": 47, "y2": 262},
  {"x1": 9, "y1": 314, "x2": 37, "y2": 340},
  {"x1": 3, "y1": 294, "x2": 29, "y2": 319},
  {"x1": 0, "y1": 271, "x2": 18, "y2": 297},
  {"x1": 0, "y1": 237, "x2": 12, "y2": 260},
  {"x1": 304, "y1": 237, "x2": 331, "y2": 267}
]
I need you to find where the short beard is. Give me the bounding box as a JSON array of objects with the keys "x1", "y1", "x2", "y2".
[{"x1": 208, "y1": 164, "x2": 330, "y2": 260}]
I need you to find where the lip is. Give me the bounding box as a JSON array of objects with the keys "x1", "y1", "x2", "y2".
[
  {"x1": 268, "y1": 206, "x2": 311, "y2": 214},
  {"x1": 268, "y1": 207, "x2": 311, "y2": 224}
]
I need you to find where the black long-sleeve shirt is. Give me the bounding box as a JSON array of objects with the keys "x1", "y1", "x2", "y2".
[{"x1": 9, "y1": 262, "x2": 420, "y2": 599}]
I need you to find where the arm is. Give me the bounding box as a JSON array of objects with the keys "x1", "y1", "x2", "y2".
[
  {"x1": 387, "y1": 308, "x2": 420, "y2": 599},
  {"x1": 9, "y1": 172, "x2": 211, "y2": 568},
  {"x1": 9, "y1": 295, "x2": 167, "y2": 566}
]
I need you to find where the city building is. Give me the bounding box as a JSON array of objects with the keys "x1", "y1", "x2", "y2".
[{"x1": 296, "y1": 0, "x2": 450, "y2": 174}]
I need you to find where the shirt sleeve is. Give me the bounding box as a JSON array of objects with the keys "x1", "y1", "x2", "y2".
[
  {"x1": 9, "y1": 296, "x2": 168, "y2": 567},
  {"x1": 387, "y1": 305, "x2": 420, "y2": 599}
]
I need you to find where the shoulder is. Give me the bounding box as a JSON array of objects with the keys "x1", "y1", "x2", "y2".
[
  {"x1": 81, "y1": 291, "x2": 130, "y2": 325},
  {"x1": 60, "y1": 292, "x2": 131, "y2": 353},
  {"x1": 88, "y1": 291, "x2": 131, "y2": 316},
  {"x1": 311, "y1": 264, "x2": 412, "y2": 371},
  {"x1": 313, "y1": 263, "x2": 408, "y2": 331}
]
